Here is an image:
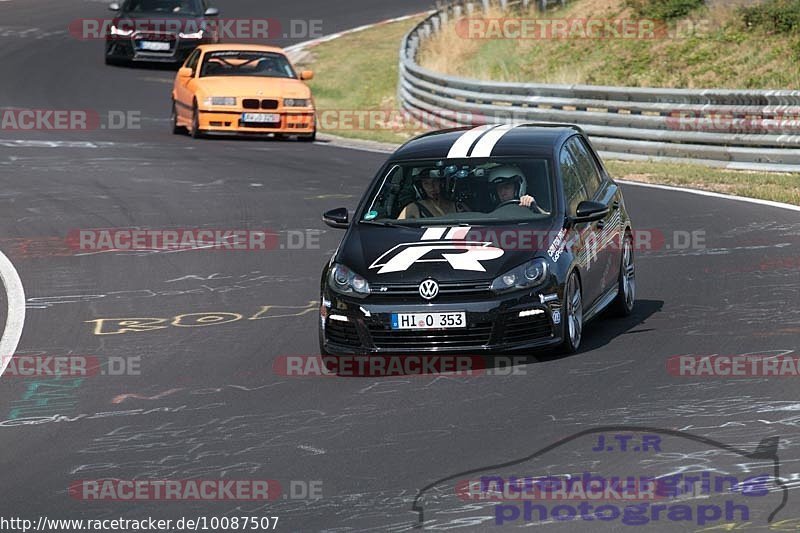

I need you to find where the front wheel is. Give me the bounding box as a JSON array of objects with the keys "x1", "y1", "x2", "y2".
[
  {"x1": 171, "y1": 100, "x2": 185, "y2": 134},
  {"x1": 560, "y1": 272, "x2": 583, "y2": 353},
  {"x1": 612, "y1": 232, "x2": 635, "y2": 316},
  {"x1": 298, "y1": 128, "x2": 316, "y2": 142},
  {"x1": 190, "y1": 103, "x2": 203, "y2": 139}
]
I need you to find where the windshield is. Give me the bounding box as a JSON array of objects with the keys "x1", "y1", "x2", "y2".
[
  {"x1": 359, "y1": 158, "x2": 554, "y2": 226},
  {"x1": 122, "y1": 0, "x2": 203, "y2": 15},
  {"x1": 199, "y1": 51, "x2": 297, "y2": 79}
]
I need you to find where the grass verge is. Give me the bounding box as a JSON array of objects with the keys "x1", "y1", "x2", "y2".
[
  {"x1": 418, "y1": 0, "x2": 800, "y2": 88},
  {"x1": 298, "y1": 14, "x2": 800, "y2": 206},
  {"x1": 605, "y1": 160, "x2": 800, "y2": 205},
  {"x1": 296, "y1": 15, "x2": 428, "y2": 144}
]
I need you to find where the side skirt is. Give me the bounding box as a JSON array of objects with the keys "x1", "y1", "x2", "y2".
[{"x1": 584, "y1": 285, "x2": 619, "y2": 324}]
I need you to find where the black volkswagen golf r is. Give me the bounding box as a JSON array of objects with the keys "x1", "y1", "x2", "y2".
[{"x1": 319, "y1": 124, "x2": 635, "y2": 357}]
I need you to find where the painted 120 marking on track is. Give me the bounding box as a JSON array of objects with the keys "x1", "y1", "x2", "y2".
[{"x1": 86, "y1": 301, "x2": 318, "y2": 335}]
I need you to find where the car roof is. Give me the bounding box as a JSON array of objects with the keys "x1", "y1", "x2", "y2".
[
  {"x1": 196, "y1": 44, "x2": 287, "y2": 54},
  {"x1": 390, "y1": 123, "x2": 583, "y2": 161}
]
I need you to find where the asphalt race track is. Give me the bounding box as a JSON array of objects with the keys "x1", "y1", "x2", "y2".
[{"x1": 1, "y1": 0, "x2": 799, "y2": 531}]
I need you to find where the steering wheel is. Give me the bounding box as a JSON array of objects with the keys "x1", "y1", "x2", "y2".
[
  {"x1": 494, "y1": 198, "x2": 547, "y2": 214},
  {"x1": 494, "y1": 199, "x2": 521, "y2": 209}
]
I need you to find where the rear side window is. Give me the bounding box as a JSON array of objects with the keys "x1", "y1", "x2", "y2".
[
  {"x1": 559, "y1": 147, "x2": 587, "y2": 215},
  {"x1": 566, "y1": 136, "x2": 603, "y2": 198}
]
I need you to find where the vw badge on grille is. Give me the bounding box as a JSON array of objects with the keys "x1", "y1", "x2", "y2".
[{"x1": 419, "y1": 279, "x2": 439, "y2": 300}]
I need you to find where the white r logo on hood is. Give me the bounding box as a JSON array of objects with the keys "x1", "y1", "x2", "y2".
[{"x1": 369, "y1": 226, "x2": 504, "y2": 274}]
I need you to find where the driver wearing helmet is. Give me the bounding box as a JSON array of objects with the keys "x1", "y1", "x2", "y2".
[
  {"x1": 489, "y1": 165, "x2": 537, "y2": 209},
  {"x1": 398, "y1": 168, "x2": 463, "y2": 219}
]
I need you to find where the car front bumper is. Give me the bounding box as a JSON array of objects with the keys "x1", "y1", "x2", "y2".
[
  {"x1": 105, "y1": 36, "x2": 208, "y2": 64},
  {"x1": 195, "y1": 109, "x2": 315, "y2": 135},
  {"x1": 320, "y1": 286, "x2": 565, "y2": 355}
]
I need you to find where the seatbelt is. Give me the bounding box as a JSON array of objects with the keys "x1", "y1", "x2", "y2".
[{"x1": 415, "y1": 202, "x2": 435, "y2": 218}]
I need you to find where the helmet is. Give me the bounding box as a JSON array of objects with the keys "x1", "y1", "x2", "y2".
[
  {"x1": 488, "y1": 165, "x2": 524, "y2": 203},
  {"x1": 412, "y1": 167, "x2": 447, "y2": 199}
]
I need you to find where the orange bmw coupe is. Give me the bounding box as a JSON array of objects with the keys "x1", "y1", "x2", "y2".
[{"x1": 171, "y1": 44, "x2": 316, "y2": 140}]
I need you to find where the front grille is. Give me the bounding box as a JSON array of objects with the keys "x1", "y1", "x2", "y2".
[
  {"x1": 500, "y1": 313, "x2": 552, "y2": 344},
  {"x1": 367, "y1": 321, "x2": 493, "y2": 349},
  {"x1": 370, "y1": 282, "x2": 491, "y2": 301},
  {"x1": 238, "y1": 121, "x2": 281, "y2": 128},
  {"x1": 242, "y1": 99, "x2": 279, "y2": 110},
  {"x1": 326, "y1": 319, "x2": 361, "y2": 347}
]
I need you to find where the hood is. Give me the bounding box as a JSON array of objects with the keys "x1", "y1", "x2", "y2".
[
  {"x1": 113, "y1": 14, "x2": 202, "y2": 32},
  {"x1": 337, "y1": 221, "x2": 561, "y2": 285},
  {"x1": 195, "y1": 77, "x2": 310, "y2": 99}
]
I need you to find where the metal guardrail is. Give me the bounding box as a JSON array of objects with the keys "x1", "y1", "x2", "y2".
[{"x1": 398, "y1": 1, "x2": 800, "y2": 171}]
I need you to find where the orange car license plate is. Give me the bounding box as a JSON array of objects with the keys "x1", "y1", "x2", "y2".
[{"x1": 242, "y1": 113, "x2": 280, "y2": 123}]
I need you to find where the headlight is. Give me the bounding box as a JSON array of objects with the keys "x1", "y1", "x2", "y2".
[
  {"x1": 203, "y1": 97, "x2": 236, "y2": 106},
  {"x1": 283, "y1": 98, "x2": 309, "y2": 107},
  {"x1": 328, "y1": 263, "x2": 370, "y2": 298},
  {"x1": 179, "y1": 30, "x2": 204, "y2": 39},
  {"x1": 110, "y1": 25, "x2": 133, "y2": 37},
  {"x1": 490, "y1": 258, "x2": 548, "y2": 293}
]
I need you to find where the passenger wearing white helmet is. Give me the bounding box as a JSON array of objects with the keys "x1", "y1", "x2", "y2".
[{"x1": 488, "y1": 165, "x2": 537, "y2": 209}]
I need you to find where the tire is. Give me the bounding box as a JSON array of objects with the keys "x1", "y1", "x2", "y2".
[
  {"x1": 171, "y1": 100, "x2": 185, "y2": 134},
  {"x1": 560, "y1": 272, "x2": 583, "y2": 354},
  {"x1": 612, "y1": 231, "x2": 636, "y2": 316},
  {"x1": 190, "y1": 103, "x2": 203, "y2": 139},
  {"x1": 298, "y1": 128, "x2": 316, "y2": 142}
]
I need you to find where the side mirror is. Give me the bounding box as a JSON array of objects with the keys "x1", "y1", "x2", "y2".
[
  {"x1": 323, "y1": 208, "x2": 349, "y2": 229},
  {"x1": 300, "y1": 70, "x2": 314, "y2": 81},
  {"x1": 177, "y1": 67, "x2": 193, "y2": 78},
  {"x1": 204, "y1": 7, "x2": 220, "y2": 16},
  {"x1": 573, "y1": 200, "x2": 609, "y2": 224},
  {"x1": 109, "y1": 2, "x2": 120, "y2": 10}
]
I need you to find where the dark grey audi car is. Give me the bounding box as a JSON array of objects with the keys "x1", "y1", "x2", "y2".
[
  {"x1": 105, "y1": 0, "x2": 220, "y2": 66},
  {"x1": 319, "y1": 124, "x2": 635, "y2": 356}
]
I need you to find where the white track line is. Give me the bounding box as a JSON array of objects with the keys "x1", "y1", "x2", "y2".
[
  {"x1": 0, "y1": 248, "x2": 25, "y2": 377},
  {"x1": 284, "y1": 11, "x2": 433, "y2": 54},
  {"x1": 616, "y1": 179, "x2": 800, "y2": 213}
]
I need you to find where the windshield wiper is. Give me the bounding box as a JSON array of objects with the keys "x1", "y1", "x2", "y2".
[{"x1": 359, "y1": 220, "x2": 411, "y2": 228}]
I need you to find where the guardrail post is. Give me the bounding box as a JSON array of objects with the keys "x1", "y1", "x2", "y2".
[
  {"x1": 481, "y1": 0, "x2": 490, "y2": 13},
  {"x1": 499, "y1": 0, "x2": 508, "y2": 10}
]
